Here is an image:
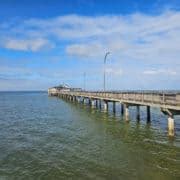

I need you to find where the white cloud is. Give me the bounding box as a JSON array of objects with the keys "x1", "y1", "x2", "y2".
[
  {"x1": 29, "y1": 12, "x2": 179, "y2": 65},
  {"x1": 1, "y1": 11, "x2": 180, "y2": 61},
  {"x1": 1, "y1": 38, "x2": 54, "y2": 52},
  {"x1": 66, "y1": 42, "x2": 105, "y2": 58},
  {"x1": 143, "y1": 69, "x2": 178, "y2": 75},
  {"x1": 106, "y1": 67, "x2": 123, "y2": 76}
]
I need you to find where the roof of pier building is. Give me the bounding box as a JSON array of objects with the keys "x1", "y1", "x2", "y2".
[{"x1": 53, "y1": 84, "x2": 82, "y2": 92}]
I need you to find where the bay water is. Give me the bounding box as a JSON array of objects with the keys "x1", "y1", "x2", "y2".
[{"x1": 0, "y1": 92, "x2": 179, "y2": 179}]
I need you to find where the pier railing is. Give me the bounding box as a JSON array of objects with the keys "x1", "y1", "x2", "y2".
[{"x1": 50, "y1": 89, "x2": 180, "y2": 109}]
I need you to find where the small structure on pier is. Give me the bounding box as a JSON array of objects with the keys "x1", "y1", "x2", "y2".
[{"x1": 48, "y1": 84, "x2": 82, "y2": 94}]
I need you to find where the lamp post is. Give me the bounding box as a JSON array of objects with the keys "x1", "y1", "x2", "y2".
[{"x1": 103, "y1": 52, "x2": 110, "y2": 91}]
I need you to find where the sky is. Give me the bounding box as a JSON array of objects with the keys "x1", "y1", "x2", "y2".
[{"x1": 0, "y1": 0, "x2": 180, "y2": 91}]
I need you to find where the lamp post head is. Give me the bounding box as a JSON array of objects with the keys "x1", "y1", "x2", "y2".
[{"x1": 104, "y1": 52, "x2": 110, "y2": 63}]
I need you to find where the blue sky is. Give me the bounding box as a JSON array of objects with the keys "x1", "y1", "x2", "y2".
[{"x1": 0, "y1": 0, "x2": 180, "y2": 90}]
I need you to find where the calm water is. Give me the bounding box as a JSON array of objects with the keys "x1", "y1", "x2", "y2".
[{"x1": 0, "y1": 92, "x2": 179, "y2": 180}]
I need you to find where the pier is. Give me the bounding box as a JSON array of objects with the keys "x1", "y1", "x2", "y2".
[{"x1": 48, "y1": 88, "x2": 180, "y2": 137}]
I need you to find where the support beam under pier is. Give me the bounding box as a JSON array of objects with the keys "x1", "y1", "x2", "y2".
[
  {"x1": 168, "y1": 115, "x2": 174, "y2": 137},
  {"x1": 91, "y1": 99, "x2": 95, "y2": 107},
  {"x1": 104, "y1": 101, "x2": 108, "y2": 111},
  {"x1": 113, "y1": 102, "x2": 116, "y2": 113},
  {"x1": 73, "y1": 96, "x2": 76, "y2": 102},
  {"x1": 99, "y1": 100, "x2": 101, "y2": 109},
  {"x1": 88, "y1": 98, "x2": 91, "y2": 106},
  {"x1": 136, "y1": 106, "x2": 140, "y2": 121},
  {"x1": 95, "y1": 100, "x2": 98, "y2": 107},
  {"x1": 147, "y1": 106, "x2": 151, "y2": 123},
  {"x1": 124, "y1": 104, "x2": 129, "y2": 121},
  {"x1": 161, "y1": 108, "x2": 176, "y2": 137},
  {"x1": 121, "y1": 104, "x2": 124, "y2": 116},
  {"x1": 82, "y1": 98, "x2": 86, "y2": 104}
]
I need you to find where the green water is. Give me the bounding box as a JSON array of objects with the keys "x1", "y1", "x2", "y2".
[{"x1": 0, "y1": 92, "x2": 179, "y2": 180}]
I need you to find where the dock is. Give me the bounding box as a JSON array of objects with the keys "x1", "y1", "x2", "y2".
[{"x1": 48, "y1": 87, "x2": 180, "y2": 136}]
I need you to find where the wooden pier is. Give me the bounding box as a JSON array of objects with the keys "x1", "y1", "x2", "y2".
[{"x1": 48, "y1": 88, "x2": 180, "y2": 136}]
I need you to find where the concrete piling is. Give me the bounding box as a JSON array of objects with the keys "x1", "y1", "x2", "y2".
[
  {"x1": 95, "y1": 100, "x2": 98, "y2": 107},
  {"x1": 73, "y1": 96, "x2": 76, "y2": 102},
  {"x1": 121, "y1": 104, "x2": 124, "y2": 116},
  {"x1": 91, "y1": 100, "x2": 95, "y2": 107},
  {"x1": 88, "y1": 98, "x2": 91, "y2": 105},
  {"x1": 168, "y1": 115, "x2": 174, "y2": 136},
  {"x1": 147, "y1": 106, "x2": 151, "y2": 122},
  {"x1": 104, "y1": 101, "x2": 108, "y2": 111},
  {"x1": 124, "y1": 104, "x2": 129, "y2": 121},
  {"x1": 99, "y1": 100, "x2": 101, "y2": 109},
  {"x1": 82, "y1": 98, "x2": 85, "y2": 104},
  {"x1": 136, "y1": 106, "x2": 140, "y2": 121},
  {"x1": 113, "y1": 102, "x2": 116, "y2": 113}
]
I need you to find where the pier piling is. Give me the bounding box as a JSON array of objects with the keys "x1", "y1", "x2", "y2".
[
  {"x1": 95, "y1": 100, "x2": 98, "y2": 107},
  {"x1": 124, "y1": 104, "x2": 129, "y2": 121},
  {"x1": 121, "y1": 104, "x2": 124, "y2": 116},
  {"x1": 168, "y1": 115, "x2": 174, "y2": 136},
  {"x1": 147, "y1": 106, "x2": 151, "y2": 123},
  {"x1": 136, "y1": 106, "x2": 140, "y2": 121},
  {"x1": 104, "y1": 101, "x2": 108, "y2": 111},
  {"x1": 113, "y1": 102, "x2": 116, "y2": 113},
  {"x1": 99, "y1": 100, "x2": 102, "y2": 109}
]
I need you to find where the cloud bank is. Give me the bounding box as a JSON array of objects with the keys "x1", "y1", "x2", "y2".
[
  {"x1": 0, "y1": 11, "x2": 179, "y2": 63},
  {"x1": 0, "y1": 10, "x2": 180, "y2": 90}
]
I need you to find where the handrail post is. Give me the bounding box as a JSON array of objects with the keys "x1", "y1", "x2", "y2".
[{"x1": 163, "y1": 93, "x2": 165, "y2": 104}]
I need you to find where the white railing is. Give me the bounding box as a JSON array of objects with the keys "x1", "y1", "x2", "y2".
[{"x1": 49, "y1": 89, "x2": 180, "y2": 107}]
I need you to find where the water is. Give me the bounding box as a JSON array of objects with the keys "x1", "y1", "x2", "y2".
[{"x1": 0, "y1": 92, "x2": 179, "y2": 180}]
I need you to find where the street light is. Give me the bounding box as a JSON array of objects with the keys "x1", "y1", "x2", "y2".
[{"x1": 104, "y1": 52, "x2": 110, "y2": 91}]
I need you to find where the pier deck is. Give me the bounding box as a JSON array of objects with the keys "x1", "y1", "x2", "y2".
[{"x1": 48, "y1": 88, "x2": 180, "y2": 136}]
